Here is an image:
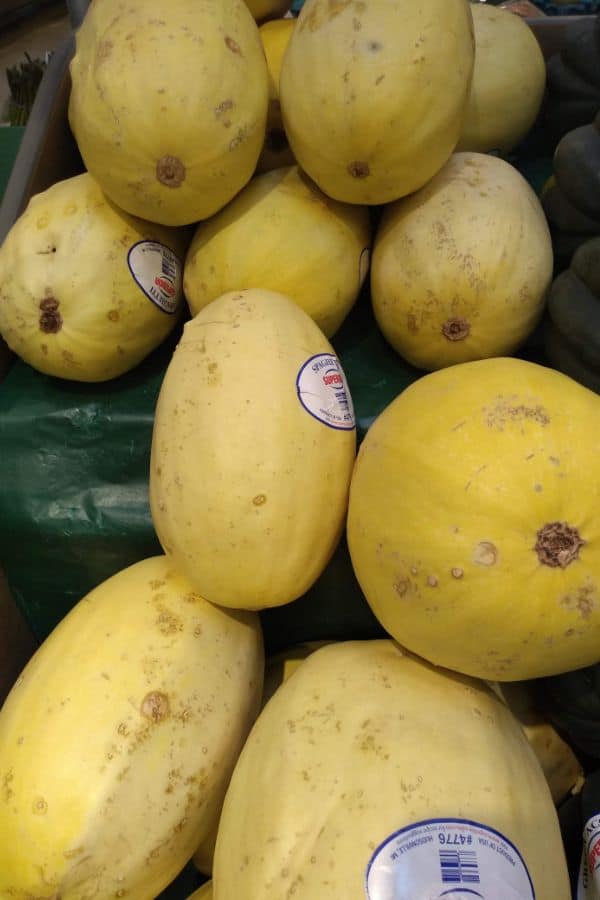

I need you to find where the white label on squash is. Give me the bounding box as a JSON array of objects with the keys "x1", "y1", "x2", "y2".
[
  {"x1": 127, "y1": 240, "x2": 181, "y2": 314},
  {"x1": 577, "y1": 815, "x2": 600, "y2": 898},
  {"x1": 365, "y1": 818, "x2": 535, "y2": 900},
  {"x1": 296, "y1": 353, "x2": 355, "y2": 431}
]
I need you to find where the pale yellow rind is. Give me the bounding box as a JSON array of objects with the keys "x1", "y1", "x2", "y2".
[
  {"x1": 69, "y1": 0, "x2": 269, "y2": 225},
  {"x1": 279, "y1": 0, "x2": 475, "y2": 204},
  {"x1": 347, "y1": 357, "x2": 600, "y2": 681},
  {"x1": 213, "y1": 640, "x2": 570, "y2": 899},
  {"x1": 150, "y1": 288, "x2": 357, "y2": 610},
  {"x1": 371, "y1": 152, "x2": 553, "y2": 370},
  {"x1": 183, "y1": 166, "x2": 371, "y2": 336},
  {"x1": 0, "y1": 173, "x2": 188, "y2": 381},
  {"x1": 457, "y1": 5, "x2": 547, "y2": 154},
  {"x1": 0, "y1": 557, "x2": 263, "y2": 898}
]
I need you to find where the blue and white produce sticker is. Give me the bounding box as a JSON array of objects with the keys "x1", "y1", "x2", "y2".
[
  {"x1": 127, "y1": 240, "x2": 181, "y2": 314},
  {"x1": 365, "y1": 818, "x2": 535, "y2": 900},
  {"x1": 577, "y1": 814, "x2": 600, "y2": 899},
  {"x1": 296, "y1": 353, "x2": 355, "y2": 431}
]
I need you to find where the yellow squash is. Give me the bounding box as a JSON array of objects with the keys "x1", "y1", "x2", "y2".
[
  {"x1": 371, "y1": 152, "x2": 553, "y2": 370},
  {"x1": 0, "y1": 557, "x2": 263, "y2": 898},
  {"x1": 279, "y1": 0, "x2": 474, "y2": 204},
  {"x1": 183, "y1": 166, "x2": 371, "y2": 337},
  {"x1": 257, "y1": 18, "x2": 296, "y2": 172},
  {"x1": 213, "y1": 640, "x2": 570, "y2": 899},
  {"x1": 347, "y1": 357, "x2": 600, "y2": 681},
  {"x1": 150, "y1": 289, "x2": 356, "y2": 610},
  {"x1": 457, "y1": 5, "x2": 547, "y2": 154},
  {"x1": 69, "y1": 0, "x2": 269, "y2": 226},
  {"x1": 0, "y1": 173, "x2": 188, "y2": 381}
]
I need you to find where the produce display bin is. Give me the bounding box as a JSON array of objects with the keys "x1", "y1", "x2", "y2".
[{"x1": 0, "y1": 12, "x2": 597, "y2": 897}]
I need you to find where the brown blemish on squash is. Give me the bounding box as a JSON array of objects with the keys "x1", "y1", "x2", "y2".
[
  {"x1": 442, "y1": 317, "x2": 470, "y2": 341},
  {"x1": 253, "y1": 494, "x2": 267, "y2": 506},
  {"x1": 108, "y1": 309, "x2": 119, "y2": 321},
  {"x1": 229, "y1": 127, "x2": 247, "y2": 152},
  {"x1": 348, "y1": 161, "x2": 370, "y2": 178},
  {"x1": 535, "y1": 522, "x2": 584, "y2": 568},
  {"x1": 451, "y1": 567, "x2": 463, "y2": 579},
  {"x1": 301, "y1": 0, "x2": 353, "y2": 31},
  {"x1": 141, "y1": 691, "x2": 170, "y2": 722},
  {"x1": 368, "y1": 39, "x2": 382, "y2": 51},
  {"x1": 156, "y1": 155, "x2": 185, "y2": 188},
  {"x1": 561, "y1": 580, "x2": 597, "y2": 618},
  {"x1": 156, "y1": 604, "x2": 183, "y2": 635},
  {"x1": 473, "y1": 541, "x2": 497, "y2": 566},
  {"x1": 484, "y1": 396, "x2": 550, "y2": 431},
  {"x1": 215, "y1": 99, "x2": 234, "y2": 118},
  {"x1": 39, "y1": 297, "x2": 62, "y2": 333},
  {"x1": 407, "y1": 313, "x2": 418, "y2": 333},
  {"x1": 32, "y1": 796, "x2": 48, "y2": 815},
  {"x1": 97, "y1": 39, "x2": 113, "y2": 61},
  {"x1": 427, "y1": 575, "x2": 438, "y2": 587},
  {"x1": 225, "y1": 36, "x2": 242, "y2": 55},
  {"x1": 394, "y1": 579, "x2": 409, "y2": 596}
]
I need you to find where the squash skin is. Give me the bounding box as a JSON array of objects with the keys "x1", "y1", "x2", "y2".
[
  {"x1": 69, "y1": 0, "x2": 269, "y2": 226},
  {"x1": 370, "y1": 152, "x2": 553, "y2": 371},
  {"x1": 543, "y1": 318, "x2": 600, "y2": 395},
  {"x1": 544, "y1": 17, "x2": 600, "y2": 143},
  {"x1": 279, "y1": 0, "x2": 475, "y2": 204},
  {"x1": 456, "y1": 4, "x2": 546, "y2": 154},
  {"x1": 0, "y1": 557, "x2": 264, "y2": 899},
  {"x1": 547, "y1": 269, "x2": 600, "y2": 370},
  {"x1": 0, "y1": 173, "x2": 188, "y2": 382},
  {"x1": 554, "y1": 117, "x2": 600, "y2": 223},
  {"x1": 213, "y1": 640, "x2": 570, "y2": 900},
  {"x1": 183, "y1": 166, "x2": 371, "y2": 337},
  {"x1": 150, "y1": 288, "x2": 356, "y2": 610},
  {"x1": 347, "y1": 357, "x2": 600, "y2": 681},
  {"x1": 544, "y1": 235, "x2": 600, "y2": 393}
]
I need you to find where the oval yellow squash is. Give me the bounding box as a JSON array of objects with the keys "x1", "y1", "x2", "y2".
[
  {"x1": 0, "y1": 173, "x2": 188, "y2": 381},
  {"x1": 0, "y1": 557, "x2": 263, "y2": 898},
  {"x1": 69, "y1": 0, "x2": 269, "y2": 226},
  {"x1": 150, "y1": 289, "x2": 356, "y2": 610},
  {"x1": 279, "y1": 0, "x2": 475, "y2": 204},
  {"x1": 371, "y1": 152, "x2": 553, "y2": 370},
  {"x1": 257, "y1": 18, "x2": 296, "y2": 173},
  {"x1": 213, "y1": 640, "x2": 570, "y2": 899},
  {"x1": 457, "y1": 5, "x2": 547, "y2": 154},
  {"x1": 347, "y1": 357, "x2": 600, "y2": 681},
  {"x1": 183, "y1": 166, "x2": 371, "y2": 337}
]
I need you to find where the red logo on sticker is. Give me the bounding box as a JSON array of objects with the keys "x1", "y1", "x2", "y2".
[
  {"x1": 155, "y1": 276, "x2": 175, "y2": 297},
  {"x1": 589, "y1": 837, "x2": 600, "y2": 871},
  {"x1": 323, "y1": 373, "x2": 343, "y2": 386}
]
